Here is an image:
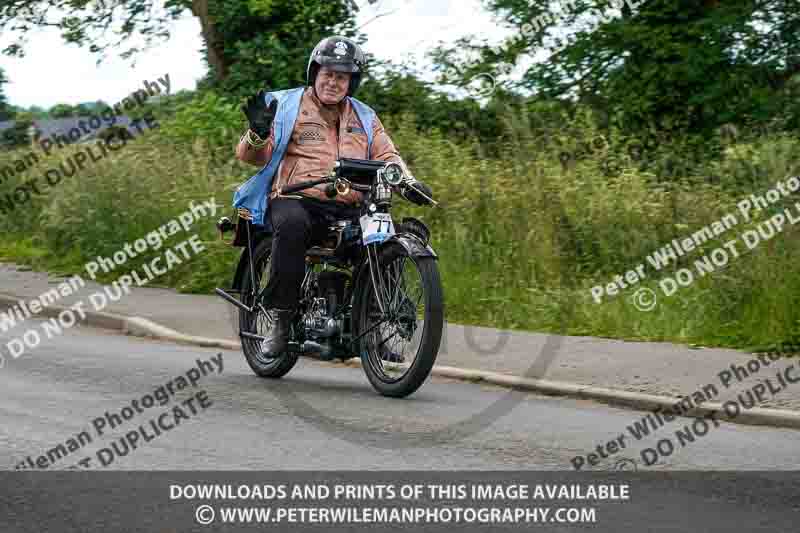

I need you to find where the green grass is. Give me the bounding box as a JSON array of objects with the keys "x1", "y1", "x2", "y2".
[{"x1": 0, "y1": 103, "x2": 797, "y2": 351}]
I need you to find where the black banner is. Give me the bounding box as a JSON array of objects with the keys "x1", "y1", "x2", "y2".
[{"x1": 2, "y1": 471, "x2": 799, "y2": 532}]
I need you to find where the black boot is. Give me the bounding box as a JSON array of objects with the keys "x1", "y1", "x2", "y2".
[{"x1": 261, "y1": 307, "x2": 295, "y2": 357}]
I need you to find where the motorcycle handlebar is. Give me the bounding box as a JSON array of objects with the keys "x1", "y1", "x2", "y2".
[
  {"x1": 280, "y1": 175, "x2": 373, "y2": 196},
  {"x1": 277, "y1": 159, "x2": 428, "y2": 199},
  {"x1": 279, "y1": 176, "x2": 333, "y2": 195}
]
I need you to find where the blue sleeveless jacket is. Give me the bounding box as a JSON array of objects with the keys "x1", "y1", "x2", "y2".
[{"x1": 232, "y1": 87, "x2": 376, "y2": 230}]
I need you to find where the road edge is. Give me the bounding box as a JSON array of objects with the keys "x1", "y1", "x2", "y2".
[{"x1": 3, "y1": 292, "x2": 800, "y2": 432}]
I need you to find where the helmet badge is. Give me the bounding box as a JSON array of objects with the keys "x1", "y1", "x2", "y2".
[{"x1": 333, "y1": 41, "x2": 348, "y2": 56}]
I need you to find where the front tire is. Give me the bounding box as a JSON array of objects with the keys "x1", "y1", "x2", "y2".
[
  {"x1": 239, "y1": 237, "x2": 299, "y2": 378},
  {"x1": 356, "y1": 242, "x2": 444, "y2": 397}
]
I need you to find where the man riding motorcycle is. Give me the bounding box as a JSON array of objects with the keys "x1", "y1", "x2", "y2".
[{"x1": 234, "y1": 35, "x2": 433, "y2": 359}]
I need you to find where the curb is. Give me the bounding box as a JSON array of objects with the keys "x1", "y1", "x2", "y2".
[
  {"x1": 343, "y1": 360, "x2": 800, "y2": 430},
  {"x1": 123, "y1": 316, "x2": 240, "y2": 350},
  {"x1": 3, "y1": 293, "x2": 800, "y2": 431},
  {"x1": 0, "y1": 293, "x2": 240, "y2": 352}
]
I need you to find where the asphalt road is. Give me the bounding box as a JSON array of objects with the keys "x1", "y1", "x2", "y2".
[
  {"x1": 3, "y1": 322, "x2": 800, "y2": 532},
  {"x1": 2, "y1": 320, "x2": 800, "y2": 471}
]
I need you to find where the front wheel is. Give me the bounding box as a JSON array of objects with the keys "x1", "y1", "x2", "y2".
[{"x1": 355, "y1": 242, "x2": 444, "y2": 397}]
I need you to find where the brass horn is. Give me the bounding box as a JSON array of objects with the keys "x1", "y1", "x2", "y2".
[{"x1": 334, "y1": 178, "x2": 351, "y2": 196}]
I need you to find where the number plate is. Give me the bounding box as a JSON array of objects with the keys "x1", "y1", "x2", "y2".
[{"x1": 360, "y1": 212, "x2": 395, "y2": 245}]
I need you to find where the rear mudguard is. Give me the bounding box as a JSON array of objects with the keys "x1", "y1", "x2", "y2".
[{"x1": 231, "y1": 232, "x2": 271, "y2": 292}]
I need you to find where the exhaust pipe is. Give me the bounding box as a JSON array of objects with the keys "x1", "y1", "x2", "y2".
[
  {"x1": 301, "y1": 340, "x2": 335, "y2": 360},
  {"x1": 239, "y1": 331, "x2": 302, "y2": 353},
  {"x1": 215, "y1": 288, "x2": 252, "y2": 313},
  {"x1": 239, "y1": 327, "x2": 334, "y2": 360}
]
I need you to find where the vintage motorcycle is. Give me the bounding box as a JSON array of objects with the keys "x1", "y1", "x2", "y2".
[{"x1": 215, "y1": 158, "x2": 443, "y2": 398}]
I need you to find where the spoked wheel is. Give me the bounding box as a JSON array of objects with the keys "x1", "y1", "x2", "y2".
[
  {"x1": 356, "y1": 242, "x2": 444, "y2": 397},
  {"x1": 239, "y1": 237, "x2": 299, "y2": 378}
]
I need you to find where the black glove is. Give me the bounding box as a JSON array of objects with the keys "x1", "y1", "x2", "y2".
[
  {"x1": 241, "y1": 89, "x2": 277, "y2": 139},
  {"x1": 401, "y1": 180, "x2": 434, "y2": 206}
]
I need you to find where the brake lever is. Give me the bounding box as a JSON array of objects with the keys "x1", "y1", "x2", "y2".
[{"x1": 403, "y1": 180, "x2": 439, "y2": 206}]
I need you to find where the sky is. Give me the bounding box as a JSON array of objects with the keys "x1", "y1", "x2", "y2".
[{"x1": 0, "y1": 0, "x2": 510, "y2": 109}]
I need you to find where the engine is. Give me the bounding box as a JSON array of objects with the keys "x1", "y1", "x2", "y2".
[
  {"x1": 300, "y1": 271, "x2": 351, "y2": 359},
  {"x1": 303, "y1": 297, "x2": 342, "y2": 338}
]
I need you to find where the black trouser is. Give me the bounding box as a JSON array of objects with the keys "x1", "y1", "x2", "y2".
[{"x1": 262, "y1": 197, "x2": 360, "y2": 310}]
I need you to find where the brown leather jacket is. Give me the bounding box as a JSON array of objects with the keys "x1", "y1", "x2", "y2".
[{"x1": 235, "y1": 87, "x2": 408, "y2": 206}]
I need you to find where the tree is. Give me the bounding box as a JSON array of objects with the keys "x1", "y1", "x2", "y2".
[
  {"x1": 1, "y1": 110, "x2": 34, "y2": 147},
  {"x1": 201, "y1": 0, "x2": 360, "y2": 97},
  {"x1": 357, "y1": 66, "x2": 512, "y2": 150},
  {"x1": 24, "y1": 105, "x2": 48, "y2": 119},
  {"x1": 0, "y1": 67, "x2": 12, "y2": 121},
  {"x1": 0, "y1": 0, "x2": 361, "y2": 94},
  {"x1": 49, "y1": 103, "x2": 77, "y2": 118},
  {"x1": 433, "y1": 0, "x2": 800, "y2": 134}
]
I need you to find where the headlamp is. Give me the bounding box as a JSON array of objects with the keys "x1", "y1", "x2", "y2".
[{"x1": 380, "y1": 163, "x2": 404, "y2": 187}]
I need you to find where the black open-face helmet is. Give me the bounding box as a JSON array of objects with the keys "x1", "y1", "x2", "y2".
[{"x1": 307, "y1": 36, "x2": 365, "y2": 98}]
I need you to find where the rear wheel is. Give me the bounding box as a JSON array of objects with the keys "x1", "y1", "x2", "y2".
[
  {"x1": 356, "y1": 242, "x2": 444, "y2": 397},
  {"x1": 239, "y1": 237, "x2": 299, "y2": 378}
]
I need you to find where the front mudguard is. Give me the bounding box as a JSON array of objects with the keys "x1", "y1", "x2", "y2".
[
  {"x1": 353, "y1": 232, "x2": 437, "y2": 297},
  {"x1": 384, "y1": 232, "x2": 437, "y2": 259},
  {"x1": 350, "y1": 232, "x2": 438, "y2": 347}
]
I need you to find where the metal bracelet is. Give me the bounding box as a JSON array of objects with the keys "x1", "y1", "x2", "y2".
[{"x1": 244, "y1": 129, "x2": 268, "y2": 148}]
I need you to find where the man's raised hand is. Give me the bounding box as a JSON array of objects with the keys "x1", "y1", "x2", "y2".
[{"x1": 241, "y1": 89, "x2": 277, "y2": 139}]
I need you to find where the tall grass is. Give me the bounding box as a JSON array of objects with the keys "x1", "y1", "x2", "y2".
[{"x1": 0, "y1": 97, "x2": 797, "y2": 350}]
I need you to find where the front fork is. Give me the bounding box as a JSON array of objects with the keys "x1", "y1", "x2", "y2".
[{"x1": 366, "y1": 242, "x2": 389, "y2": 315}]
